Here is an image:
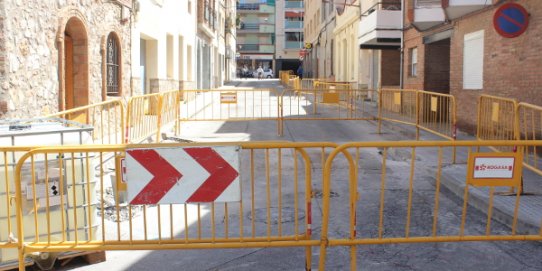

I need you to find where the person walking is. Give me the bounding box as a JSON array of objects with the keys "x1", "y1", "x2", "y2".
[
  {"x1": 242, "y1": 65, "x2": 249, "y2": 79},
  {"x1": 297, "y1": 65, "x2": 303, "y2": 79},
  {"x1": 257, "y1": 66, "x2": 264, "y2": 80}
]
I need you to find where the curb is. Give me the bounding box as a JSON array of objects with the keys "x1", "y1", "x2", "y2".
[{"x1": 440, "y1": 166, "x2": 540, "y2": 235}]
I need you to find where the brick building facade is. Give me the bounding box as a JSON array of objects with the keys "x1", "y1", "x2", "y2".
[
  {"x1": 404, "y1": 0, "x2": 542, "y2": 133},
  {"x1": 0, "y1": 0, "x2": 132, "y2": 119}
]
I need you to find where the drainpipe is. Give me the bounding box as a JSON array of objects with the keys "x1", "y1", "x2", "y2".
[{"x1": 399, "y1": 0, "x2": 405, "y2": 89}]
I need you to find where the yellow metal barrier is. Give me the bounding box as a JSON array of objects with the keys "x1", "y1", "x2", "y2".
[
  {"x1": 313, "y1": 81, "x2": 352, "y2": 91},
  {"x1": 517, "y1": 103, "x2": 542, "y2": 175},
  {"x1": 279, "y1": 70, "x2": 294, "y2": 85},
  {"x1": 378, "y1": 89, "x2": 458, "y2": 145},
  {"x1": 13, "y1": 142, "x2": 345, "y2": 271},
  {"x1": 280, "y1": 88, "x2": 378, "y2": 135},
  {"x1": 287, "y1": 75, "x2": 299, "y2": 90},
  {"x1": 319, "y1": 140, "x2": 542, "y2": 270},
  {"x1": 159, "y1": 90, "x2": 181, "y2": 137},
  {"x1": 179, "y1": 89, "x2": 281, "y2": 136},
  {"x1": 477, "y1": 95, "x2": 518, "y2": 152},
  {"x1": 378, "y1": 89, "x2": 419, "y2": 136},
  {"x1": 0, "y1": 147, "x2": 34, "y2": 266},
  {"x1": 300, "y1": 78, "x2": 317, "y2": 89},
  {"x1": 418, "y1": 91, "x2": 457, "y2": 141},
  {"x1": 6, "y1": 140, "x2": 542, "y2": 270},
  {"x1": 47, "y1": 99, "x2": 125, "y2": 145},
  {"x1": 126, "y1": 93, "x2": 163, "y2": 143}
]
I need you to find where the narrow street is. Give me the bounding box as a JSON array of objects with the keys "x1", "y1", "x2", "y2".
[{"x1": 56, "y1": 79, "x2": 542, "y2": 271}]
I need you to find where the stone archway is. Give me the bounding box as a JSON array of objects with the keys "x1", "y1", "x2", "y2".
[{"x1": 60, "y1": 16, "x2": 89, "y2": 119}]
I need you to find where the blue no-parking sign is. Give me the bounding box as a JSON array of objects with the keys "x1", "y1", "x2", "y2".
[{"x1": 493, "y1": 3, "x2": 529, "y2": 38}]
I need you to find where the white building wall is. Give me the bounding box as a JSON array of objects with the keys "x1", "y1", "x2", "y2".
[{"x1": 132, "y1": 0, "x2": 196, "y2": 94}]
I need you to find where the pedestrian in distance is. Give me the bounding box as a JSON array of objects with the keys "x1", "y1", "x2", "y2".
[
  {"x1": 242, "y1": 65, "x2": 249, "y2": 79},
  {"x1": 297, "y1": 65, "x2": 303, "y2": 79},
  {"x1": 257, "y1": 66, "x2": 264, "y2": 80}
]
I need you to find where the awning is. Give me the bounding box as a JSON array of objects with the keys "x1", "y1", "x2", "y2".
[{"x1": 285, "y1": 11, "x2": 304, "y2": 17}]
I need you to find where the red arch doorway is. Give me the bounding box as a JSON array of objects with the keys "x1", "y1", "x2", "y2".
[{"x1": 62, "y1": 17, "x2": 89, "y2": 122}]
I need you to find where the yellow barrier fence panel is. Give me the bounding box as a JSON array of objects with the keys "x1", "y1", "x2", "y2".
[
  {"x1": 378, "y1": 89, "x2": 419, "y2": 136},
  {"x1": 301, "y1": 79, "x2": 316, "y2": 90},
  {"x1": 418, "y1": 91, "x2": 457, "y2": 141},
  {"x1": 477, "y1": 95, "x2": 518, "y2": 152},
  {"x1": 280, "y1": 71, "x2": 294, "y2": 85},
  {"x1": 0, "y1": 147, "x2": 34, "y2": 267},
  {"x1": 288, "y1": 75, "x2": 299, "y2": 89},
  {"x1": 280, "y1": 88, "x2": 378, "y2": 125},
  {"x1": 126, "y1": 93, "x2": 163, "y2": 143},
  {"x1": 179, "y1": 89, "x2": 281, "y2": 136},
  {"x1": 313, "y1": 81, "x2": 352, "y2": 92},
  {"x1": 319, "y1": 140, "x2": 542, "y2": 270},
  {"x1": 14, "y1": 142, "x2": 339, "y2": 271},
  {"x1": 517, "y1": 103, "x2": 542, "y2": 176},
  {"x1": 159, "y1": 90, "x2": 181, "y2": 139},
  {"x1": 47, "y1": 100, "x2": 125, "y2": 145}
]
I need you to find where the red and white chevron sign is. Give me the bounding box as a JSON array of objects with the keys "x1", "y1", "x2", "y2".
[{"x1": 126, "y1": 146, "x2": 240, "y2": 205}]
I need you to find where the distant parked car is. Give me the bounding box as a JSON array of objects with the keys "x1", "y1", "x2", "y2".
[
  {"x1": 253, "y1": 68, "x2": 274, "y2": 78},
  {"x1": 240, "y1": 69, "x2": 253, "y2": 78}
]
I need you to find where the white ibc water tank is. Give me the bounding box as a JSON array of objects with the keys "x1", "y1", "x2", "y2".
[{"x1": 0, "y1": 118, "x2": 96, "y2": 265}]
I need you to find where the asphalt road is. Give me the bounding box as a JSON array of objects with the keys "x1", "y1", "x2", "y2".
[{"x1": 54, "y1": 79, "x2": 542, "y2": 271}]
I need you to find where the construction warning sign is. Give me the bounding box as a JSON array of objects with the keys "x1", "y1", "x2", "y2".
[
  {"x1": 221, "y1": 92, "x2": 237, "y2": 104},
  {"x1": 126, "y1": 146, "x2": 241, "y2": 204},
  {"x1": 467, "y1": 152, "x2": 523, "y2": 187}
]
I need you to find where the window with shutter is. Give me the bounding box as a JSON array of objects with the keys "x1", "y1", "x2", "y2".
[
  {"x1": 463, "y1": 30, "x2": 484, "y2": 90},
  {"x1": 409, "y1": 47, "x2": 418, "y2": 77}
]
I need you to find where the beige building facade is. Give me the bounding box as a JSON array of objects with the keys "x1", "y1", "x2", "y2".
[
  {"x1": 197, "y1": 0, "x2": 236, "y2": 88},
  {"x1": 236, "y1": 0, "x2": 276, "y2": 74},
  {"x1": 303, "y1": 1, "x2": 335, "y2": 79},
  {"x1": 334, "y1": 1, "x2": 360, "y2": 83},
  {"x1": 275, "y1": 0, "x2": 304, "y2": 74}
]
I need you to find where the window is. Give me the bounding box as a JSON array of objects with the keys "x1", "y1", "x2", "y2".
[
  {"x1": 463, "y1": 30, "x2": 484, "y2": 89},
  {"x1": 106, "y1": 33, "x2": 120, "y2": 96},
  {"x1": 409, "y1": 47, "x2": 417, "y2": 77},
  {"x1": 286, "y1": 32, "x2": 303, "y2": 41}
]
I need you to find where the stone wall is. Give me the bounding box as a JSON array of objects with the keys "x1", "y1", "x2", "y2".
[{"x1": 0, "y1": 0, "x2": 131, "y2": 119}]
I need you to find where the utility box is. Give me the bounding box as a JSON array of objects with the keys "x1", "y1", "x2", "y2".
[{"x1": 0, "y1": 118, "x2": 97, "y2": 266}]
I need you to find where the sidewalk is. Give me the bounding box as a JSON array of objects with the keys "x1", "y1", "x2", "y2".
[{"x1": 375, "y1": 109, "x2": 542, "y2": 235}]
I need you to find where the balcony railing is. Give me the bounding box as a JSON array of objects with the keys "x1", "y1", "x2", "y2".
[
  {"x1": 239, "y1": 44, "x2": 259, "y2": 51},
  {"x1": 285, "y1": 41, "x2": 303, "y2": 49},
  {"x1": 414, "y1": 0, "x2": 445, "y2": 30},
  {"x1": 416, "y1": 0, "x2": 441, "y2": 8},
  {"x1": 445, "y1": 0, "x2": 492, "y2": 20},
  {"x1": 238, "y1": 44, "x2": 275, "y2": 53},
  {"x1": 237, "y1": 3, "x2": 260, "y2": 10},
  {"x1": 237, "y1": 3, "x2": 274, "y2": 13},
  {"x1": 285, "y1": 1, "x2": 303, "y2": 9},
  {"x1": 285, "y1": 21, "x2": 303, "y2": 29},
  {"x1": 241, "y1": 23, "x2": 260, "y2": 30},
  {"x1": 359, "y1": 1, "x2": 402, "y2": 48},
  {"x1": 238, "y1": 23, "x2": 274, "y2": 33},
  {"x1": 199, "y1": 1, "x2": 216, "y2": 37}
]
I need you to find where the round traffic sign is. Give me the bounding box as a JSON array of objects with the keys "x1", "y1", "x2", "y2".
[{"x1": 493, "y1": 3, "x2": 529, "y2": 38}]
